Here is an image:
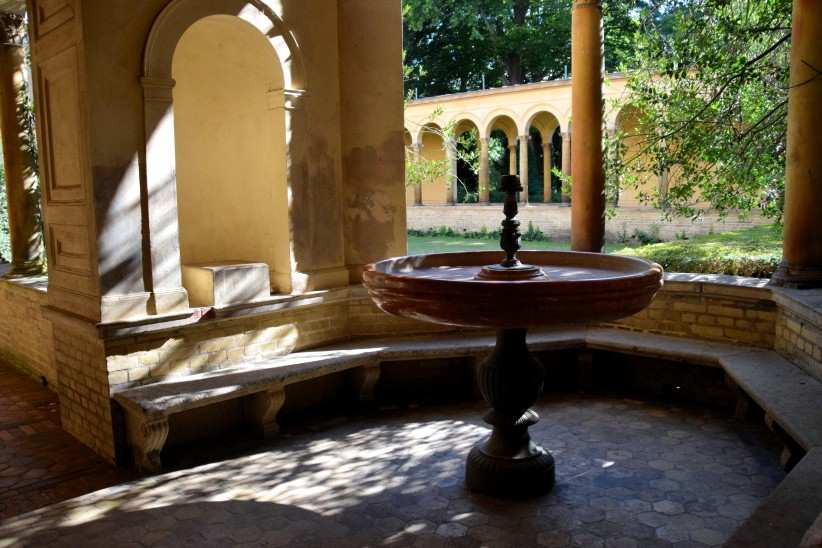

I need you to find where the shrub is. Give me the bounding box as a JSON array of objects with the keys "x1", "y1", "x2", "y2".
[{"x1": 613, "y1": 225, "x2": 782, "y2": 278}]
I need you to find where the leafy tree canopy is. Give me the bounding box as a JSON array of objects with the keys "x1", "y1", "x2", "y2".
[
  {"x1": 403, "y1": 0, "x2": 644, "y2": 97},
  {"x1": 610, "y1": 0, "x2": 792, "y2": 220}
]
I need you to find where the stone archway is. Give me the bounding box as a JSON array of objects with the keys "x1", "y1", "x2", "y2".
[{"x1": 141, "y1": 0, "x2": 307, "y2": 314}]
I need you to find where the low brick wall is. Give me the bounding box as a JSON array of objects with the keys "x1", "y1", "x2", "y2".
[
  {"x1": 104, "y1": 289, "x2": 436, "y2": 390},
  {"x1": 609, "y1": 275, "x2": 776, "y2": 348},
  {"x1": 773, "y1": 290, "x2": 822, "y2": 382},
  {"x1": 10, "y1": 269, "x2": 822, "y2": 465},
  {"x1": 0, "y1": 275, "x2": 55, "y2": 387},
  {"x1": 407, "y1": 204, "x2": 770, "y2": 242}
]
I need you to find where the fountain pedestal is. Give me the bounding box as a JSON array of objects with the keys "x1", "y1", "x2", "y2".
[
  {"x1": 467, "y1": 328, "x2": 555, "y2": 496},
  {"x1": 363, "y1": 175, "x2": 663, "y2": 497}
]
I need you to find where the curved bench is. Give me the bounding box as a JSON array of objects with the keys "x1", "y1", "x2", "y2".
[{"x1": 114, "y1": 327, "x2": 822, "y2": 479}]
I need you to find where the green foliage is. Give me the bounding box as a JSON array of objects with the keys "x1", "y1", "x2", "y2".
[
  {"x1": 613, "y1": 224, "x2": 783, "y2": 278},
  {"x1": 610, "y1": 0, "x2": 791, "y2": 221},
  {"x1": 408, "y1": 223, "x2": 550, "y2": 242},
  {"x1": 403, "y1": 0, "x2": 643, "y2": 97},
  {"x1": 632, "y1": 225, "x2": 662, "y2": 245}
]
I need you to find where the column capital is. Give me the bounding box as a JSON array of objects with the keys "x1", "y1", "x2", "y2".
[{"x1": 572, "y1": 0, "x2": 602, "y2": 9}]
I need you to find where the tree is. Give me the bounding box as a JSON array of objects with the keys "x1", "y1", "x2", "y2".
[
  {"x1": 609, "y1": 0, "x2": 792, "y2": 220},
  {"x1": 404, "y1": 0, "x2": 642, "y2": 98}
]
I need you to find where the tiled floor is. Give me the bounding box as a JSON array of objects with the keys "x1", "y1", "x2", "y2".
[
  {"x1": 0, "y1": 395, "x2": 785, "y2": 547},
  {"x1": 0, "y1": 364, "x2": 128, "y2": 520}
]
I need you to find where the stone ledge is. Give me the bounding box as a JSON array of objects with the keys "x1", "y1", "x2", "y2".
[{"x1": 726, "y1": 448, "x2": 822, "y2": 548}]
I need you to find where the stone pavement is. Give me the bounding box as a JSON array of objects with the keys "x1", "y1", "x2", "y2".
[
  {"x1": 0, "y1": 395, "x2": 784, "y2": 547},
  {"x1": 0, "y1": 363, "x2": 129, "y2": 519}
]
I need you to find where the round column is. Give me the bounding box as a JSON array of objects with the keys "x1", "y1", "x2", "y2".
[
  {"x1": 771, "y1": 0, "x2": 822, "y2": 288},
  {"x1": 518, "y1": 135, "x2": 529, "y2": 204},
  {"x1": 447, "y1": 139, "x2": 457, "y2": 205},
  {"x1": 508, "y1": 143, "x2": 517, "y2": 176},
  {"x1": 570, "y1": 0, "x2": 605, "y2": 252},
  {"x1": 479, "y1": 137, "x2": 490, "y2": 203},
  {"x1": 542, "y1": 142, "x2": 553, "y2": 203},
  {"x1": 0, "y1": 15, "x2": 43, "y2": 276},
  {"x1": 561, "y1": 131, "x2": 571, "y2": 204},
  {"x1": 413, "y1": 143, "x2": 423, "y2": 205}
]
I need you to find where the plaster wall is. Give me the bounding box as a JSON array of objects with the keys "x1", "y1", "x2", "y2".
[
  {"x1": 172, "y1": 16, "x2": 290, "y2": 292},
  {"x1": 338, "y1": 0, "x2": 407, "y2": 279}
]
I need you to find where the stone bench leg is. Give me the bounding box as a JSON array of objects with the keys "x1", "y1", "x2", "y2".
[
  {"x1": 764, "y1": 413, "x2": 804, "y2": 471},
  {"x1": 352, "y1": 363, "x2": 381, "y2": 401},
  {"x1": 247, "y1": 387, "x2": 286, "y2": 439},
  {"x1": 126, "y1": 414, "x2": 169, "y2": 474}
]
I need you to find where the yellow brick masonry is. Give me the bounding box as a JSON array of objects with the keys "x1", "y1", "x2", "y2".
[
  {"x1": 774, "y1": 297, "x2": 822, "y2": 381},
  {"x1": 609, "y1": 286, "x2": 777, "y2": 348},
  {"x1": 5, "y1": 273, "x2": 822, "y2": 464},
  {"x1": 0, "y1": 277, "x2": 55, "y2": 386}
]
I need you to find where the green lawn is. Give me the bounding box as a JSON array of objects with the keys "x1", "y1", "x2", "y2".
[
  {"x1": 407, "y1": 235, "x2": 570, "y2": 255},
  {"x1": 407, "y1": 224, "x2": 783, "y2": 278}
]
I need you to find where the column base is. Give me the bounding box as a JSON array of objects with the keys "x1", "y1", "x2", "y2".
[
  {"x1": 3, "y1": 260, "x2": 45, "y2": 278},
  {"x1": 769, "y1": 262, "x2": 822, "y2": 289},
  {"x1": 466, "y1": 431, "x2": 555, "y2": 497}
]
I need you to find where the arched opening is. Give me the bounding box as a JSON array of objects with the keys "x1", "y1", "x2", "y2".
[
  {"x1": 526, "y1": 111, "x2": 561, "y2": 203},
  {"x1": 486, "y1": 114, "x2": 519, "y2": 203},
  {"x1": 488, "y1": 129, "x2": 510, "y2": 203},
  {"x1": 615, "y1": 105, "x2": 657, "y2": 208},
  {"x1": 418, "y1": 123, "x2": 449, "y2": 205},
  {"x1": 172, "y1": 15, "x2": 290, "y2": 304},
  {"x1": 453, "y1": 119, "x2": 480, "y2": 203}
]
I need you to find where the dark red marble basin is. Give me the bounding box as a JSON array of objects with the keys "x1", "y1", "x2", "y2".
[{"x1": 363, "y1": 251, "x2": 663, "y2": 329}]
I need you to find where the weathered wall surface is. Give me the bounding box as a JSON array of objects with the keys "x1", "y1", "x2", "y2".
[
  {"x1": 339, "y1": 0, "x2": 408, "y2": 280},
  {"x1": 407, "y1": 204, "x2": 771, "y2": 241},
  {"x1": 0, "y1": 276, "x2": 54, "y2": 386}
]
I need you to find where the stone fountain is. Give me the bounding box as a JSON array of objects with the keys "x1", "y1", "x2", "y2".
[{"x1": 363, "y1": 175, "x2": 663, "y2": 497}]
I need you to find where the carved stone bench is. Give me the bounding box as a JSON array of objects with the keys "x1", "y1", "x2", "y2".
[{"x1": 113, "y1": 327, "x2": 822, "y2": 476}]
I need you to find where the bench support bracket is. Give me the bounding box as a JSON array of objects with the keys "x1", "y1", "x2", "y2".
[
  {"x1": 127, "y1": 414, "x2": 169, "y2": 474},
  {"x1": 248, "y1": 387, "x2": 286, "y2": 439}
]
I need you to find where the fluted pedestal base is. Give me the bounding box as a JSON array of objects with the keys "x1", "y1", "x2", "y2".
[{"x1": 465, "y1": 328, "x2": 555, "y2": 497}]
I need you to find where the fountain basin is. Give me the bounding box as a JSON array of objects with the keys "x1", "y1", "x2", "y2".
[{"x1": 364, "y1": 250, "x2": 664, "y2": 329}]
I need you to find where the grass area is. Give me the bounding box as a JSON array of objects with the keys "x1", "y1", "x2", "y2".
[
  {"x1": 407, "y1": 235, "x2": 570, "y2": 255},
  {"x1": 407, "y1": 224, "x2": 783, "y2": 278},
  {"x1": 612, "y1": 224, "x2": 783, "y2": 278}
]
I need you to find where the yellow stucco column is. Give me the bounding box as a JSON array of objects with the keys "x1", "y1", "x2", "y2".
[
  {"x1": 413, "y1": 143, "x2": 423, "y2": 205},
  {"x1": 542, "y1": 142, "x2": 552, "y2": 203},
  {"x1": 561, "y1": 131, "x2": 571, "y2": 204},
  {"x1": 447, "y1": 139, "x2": 457, "y2": 204},
  {"x1": 0, "y1": 15, "x2": 43, "y2": 276},
  {"x1": 518, "y1": 134, "x2": 529, "y2": 204},
  {"x1": 772, "y1": 0, "x2": 822, "y2": 288},
  {"x1": 570, "y1": 0, "x2": 605, "y2": 252},
  {"x1": 479, "y1": 137, "x2": 490, "y2": 203},
  {"x1": 508, "y1": 143, "x2": 517, "y2": 175}
]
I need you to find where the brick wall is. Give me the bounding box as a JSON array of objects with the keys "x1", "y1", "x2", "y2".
[
  {"x1": 52, "y1": 319, "x2": 115, "y2": 461},
  {"x1": 606, "y1": 276, "x2": 776, "y2": 348},
  {"x1": 104, "y1": 294, "x2": 436, "y2": 389},
  {"x1": 0, "y1": 277, "x2": 56, "y2": 387},
  {"x1": 407, "y1": 205, "x2": 770, "y2": 242},
  {"x1": 773, "y1": 290, "x2": 822, "y2": 382}
]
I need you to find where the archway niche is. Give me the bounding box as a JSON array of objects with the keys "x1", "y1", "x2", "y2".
[
  {"x1": 614, "y1": 105, "x2": 657, "y2": 208},
  {"x1": 172, "y1": 15, "x2": 289, "y2": 306},
  {"x1": 486, "y1": 114, "x2": 519, "y2": 203},
  {"x1": 526, "y1": 111, "x2": 561, "y2": 203},
  {"x1": 418, "y1": 123, "x2": 448, "y2": 205},
  {"x1": 142, "y1": 0, "x2": 307, "y2": 313},
  {"x1": 454, "y1": 119, "x2": 480, "y2": 203}
]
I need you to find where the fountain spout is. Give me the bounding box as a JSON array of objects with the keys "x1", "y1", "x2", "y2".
[{"x1": 477, "y1": 175, "x2": 546, "y2": 280}]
